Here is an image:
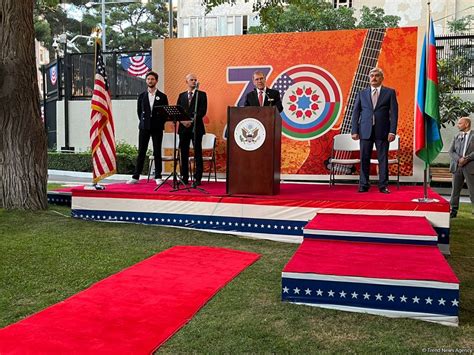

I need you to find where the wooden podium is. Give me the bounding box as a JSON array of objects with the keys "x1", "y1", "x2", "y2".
[{"x1": 226, "y1": 106, "x2": 281, "y2": 195}]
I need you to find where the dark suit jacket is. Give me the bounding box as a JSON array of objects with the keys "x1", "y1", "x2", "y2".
[
  {"x1": 176, "y1": 90, "x2": 207, "y2": 135},
  {"x1": 351, "y1": 86, "x2": 398, "y2": 140},
  {"x1": 137, "y1": 89, "x2": 169, "y2": 131},
  {"x1": 244, "y1": 87, "x2": 283, "y2": 113},
  {"x1": 449, "y1": 130, "x2": 474, "y2": 174}
]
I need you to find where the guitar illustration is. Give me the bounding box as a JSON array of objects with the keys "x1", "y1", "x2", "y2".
[{"x1": 324, "y1": 28, "x2": 387, "y2": 175}]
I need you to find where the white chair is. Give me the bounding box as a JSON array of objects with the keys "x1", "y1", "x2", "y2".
[
  {"x1": 328, "y1": 133, "x2": 361, "y2": 186},
  {"x1": 189, "y1": 133, "x2": 217, "y2": 182},
  {"x1": 147, "y1": 132, "x2": 180, "y2": 182},
  {"x1": 371, "y1": 135, "x2": 400, "y2": 189}
]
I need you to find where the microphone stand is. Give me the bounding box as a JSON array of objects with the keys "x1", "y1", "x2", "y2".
[{"x1": 191, "y1": 83, "x2": 208, "y2": 194}]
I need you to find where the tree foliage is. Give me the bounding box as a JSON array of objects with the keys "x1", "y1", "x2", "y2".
[
  {"x1": 447, "y1": 15, "x2": 474, "y2": 33},
  {"x1": 34, "y1": 0, "x2": 169, "y2": 56},
  {"x1": 438, "y1": 15, "x2": 474, "y2": 127},
  {"x1": 207, "y1": 0, "x2": 399, "y2": 33},
  {"x1": 357, "y1": 6, "x2": 401, "y2": 29},
  {"x1": 100, "y1": 0, "x2": 169, "y2": 51}
]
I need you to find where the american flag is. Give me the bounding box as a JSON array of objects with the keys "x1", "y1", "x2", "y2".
[{"x1": 90, "y1": 40, "x2": 116, "y2": 183}]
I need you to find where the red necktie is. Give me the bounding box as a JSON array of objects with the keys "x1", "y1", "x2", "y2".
[{"x1": 258, "y1": 90, "x2": 264, "y2": 106}]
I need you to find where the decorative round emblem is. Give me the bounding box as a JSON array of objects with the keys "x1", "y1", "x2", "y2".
[
  {"x1": 271, "y1": 64, "x2": 343, "y2": 141},
  {"x1": 234, "y1": 118, "x2": 266, "y2": 151},
  {"x1": 49, "y1": 65, "x2": 57, "y2": 86}
]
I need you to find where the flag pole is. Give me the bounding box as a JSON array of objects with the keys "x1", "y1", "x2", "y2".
[
  {"x1": 423, "y1": 2, "x2": 431, "y2": 201},
  {"x1": 88, "y1": 30, "x2": 108, "y2": 191},
  {"x1": 416, "y1": 1, "x2": 438, "y2": 203}
]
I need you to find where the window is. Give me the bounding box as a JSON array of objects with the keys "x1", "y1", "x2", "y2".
[
  {"x1": 204, "y1": 17, "x2": 218, "y2": 36},
  {"x1": 333, "y1": 0, "x2": 352, "y2": 8}
]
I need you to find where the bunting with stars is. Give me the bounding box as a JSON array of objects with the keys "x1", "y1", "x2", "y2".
[{"x1": 282, "y1": 239, "x2": 459, "y2": 326}]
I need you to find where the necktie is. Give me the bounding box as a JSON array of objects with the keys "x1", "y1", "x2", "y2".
[
  {"x1": 188, "y1": 91, "x2": 193, "y2": 105},
  {"x1": 459, "y1": 133, "x2": 465, "y2": 155},
  {"x1": 258, "y1": 90, "x2": 264, "y2": 106},
  {"x1": 371, "y1": 89, "x2": 378, "y2": 125},
  {"x1": 371, "y1": 88, "x2": 378, "y2": 108}
]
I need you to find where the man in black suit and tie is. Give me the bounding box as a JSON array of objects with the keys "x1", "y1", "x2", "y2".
[
  {"x1": 128, "y1": 71, "x2": 169, "y2": 185},
  {"x1": 449, "y1": 116, "x2": 474, "y2": 218},
  {"x1": 351, "y1": 67, "x2": 398, "y2": 194},
  {"x1": 177, "y1": 73, "x2": 208, "y2": 187},
  {"x1": 244, "y1": 71, "x2": 283, "y2": 113}
]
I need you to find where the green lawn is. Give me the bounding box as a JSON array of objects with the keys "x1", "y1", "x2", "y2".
[{"x1": 0, "y1": 204, "x2": 473, "y2": 353}]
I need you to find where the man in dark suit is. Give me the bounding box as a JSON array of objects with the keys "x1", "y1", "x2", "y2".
[
  {"x1": 177, "y1": 73, "x2": 207, "y2": 187},
  {"x1": 351, "y1": 67, "x2": 398, "y2": 193},
  {"x1": 449, "y1": 116, "x2": 474, "y2": 218},
  {"x1": 128, "y1": 71, "x2": 169, "y2": 185},
  {"x1": 244, "y1": 71, "x2": 283, "y2": 113}
]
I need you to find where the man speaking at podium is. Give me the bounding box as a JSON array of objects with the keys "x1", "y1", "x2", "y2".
[
  {"x1": 177, "y1": 73, "x2": 208, "y2": 187},
  {"x1": 244, "y1": 71, "x2": 283, "y2": 113}
]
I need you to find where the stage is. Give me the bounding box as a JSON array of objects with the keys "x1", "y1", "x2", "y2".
[{"x1": 66, "y1": 180, "x2": 451, "y2": 252}]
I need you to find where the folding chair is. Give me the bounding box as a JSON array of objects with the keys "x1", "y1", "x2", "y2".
[
  {"x1": 147, "y1": 132, "x2": 180, "y2": 182},
  {"x1": 329, "y1": 133, "x2": 361, "y2": 186},
  {"x1": 189, "y1": 133, "x2": 217, "y2": 182},
  {"x1": 371, "y1": 135, "x2": 400, "y2": 189}
]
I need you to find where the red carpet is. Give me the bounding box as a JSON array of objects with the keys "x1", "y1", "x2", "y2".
[
  {"x1": 305, "y1": 214, "x2": 438, "y2": 237},
  {"x1": 283, "y1": 239, "x2": 458, "y2": 283},
  {"x1": 0, "y1": 246, "x2": 260, "y2": 354}
]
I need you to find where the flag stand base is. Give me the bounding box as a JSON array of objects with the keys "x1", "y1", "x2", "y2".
[
  {"x1": 412, "y1": 198, "x2": 439, "y2": 203},
  {"x1": 84, "y1": 184, "x2": 106, "y2": 191}
]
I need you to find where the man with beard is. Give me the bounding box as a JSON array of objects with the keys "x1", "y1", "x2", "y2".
[{"x1": 128, "y1": 71, "x2": 169, "y2": 185}]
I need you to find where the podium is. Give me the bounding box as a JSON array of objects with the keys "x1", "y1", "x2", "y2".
[{"x1": 226, "y1": 106, "x2": 281, "y2": 195}]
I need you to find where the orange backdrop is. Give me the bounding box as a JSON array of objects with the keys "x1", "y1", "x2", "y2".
[{"x1": 161, "y1": 27, "x2": 417, "y2": 177}]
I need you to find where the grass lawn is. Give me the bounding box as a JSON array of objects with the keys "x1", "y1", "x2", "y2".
[{"x1": 0, "y1": 203, "x2": 473, "y2": 353}]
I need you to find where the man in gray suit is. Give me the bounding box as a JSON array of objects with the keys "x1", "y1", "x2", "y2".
[{"x1": 449, "y1": 116, "x2": 474, "y2": 218}]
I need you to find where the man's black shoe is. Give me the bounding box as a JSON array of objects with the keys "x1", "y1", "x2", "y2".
[
  {"x1": 182, "y1": 180, "x2": 189, "y2": 185},
  {"x1": 192, "y1": 180, "x2": 202, "y2": 188},
  {"x1": 358, "y1": 187, "x2": 369, "y2": 193},
  {"x1": 379, "y1": 187, "x2": 390, "y2": 194},
  {"x1": 450, "y1": 212, "x2": 457, "y2": 218}
]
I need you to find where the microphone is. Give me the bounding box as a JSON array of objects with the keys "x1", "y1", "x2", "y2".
[{"x1": 195, "y1": 81, "x2": 200, "y2": 89}]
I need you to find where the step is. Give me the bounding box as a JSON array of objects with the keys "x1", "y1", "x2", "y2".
[
  {"x1": 303, "y1": 214, "x2": 438, "y2": 245},
  {"x1": 281, "y1": 239, "x2": 459, "y2": 326}
]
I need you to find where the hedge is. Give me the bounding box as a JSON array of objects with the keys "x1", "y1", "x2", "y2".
[{"x1": 48, "y1": 152, "x2": 149, "y2": 175}]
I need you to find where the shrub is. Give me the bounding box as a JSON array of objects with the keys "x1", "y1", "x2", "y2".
[{"x1": 48, "y1": 151, "x2": 149, "y2": 175}]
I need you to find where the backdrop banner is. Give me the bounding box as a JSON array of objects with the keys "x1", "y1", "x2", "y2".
[{"x1": 156, "y1": 27, "x2": 417, "y2": 179}]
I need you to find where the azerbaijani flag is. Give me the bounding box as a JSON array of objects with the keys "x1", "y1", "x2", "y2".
[{"x1": 415, "y1": 18, "x2": 443, "y2": 165}]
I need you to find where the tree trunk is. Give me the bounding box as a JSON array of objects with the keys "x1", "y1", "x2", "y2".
[{"x1": 0, "y1": 1, "x2": 48, "y2": 209}]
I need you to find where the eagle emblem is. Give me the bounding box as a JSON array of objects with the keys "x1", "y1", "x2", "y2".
[
  {"x1": 241, "y1": 126, "x2": 259, "y2": 143},
  {"x1": 234, "y1": 118, "x2": 266, "y2": 151}
]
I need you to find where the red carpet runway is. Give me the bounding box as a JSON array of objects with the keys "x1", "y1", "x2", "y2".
[{"x1": 0, "y1": 246, "x2": 260, "y2": 354}]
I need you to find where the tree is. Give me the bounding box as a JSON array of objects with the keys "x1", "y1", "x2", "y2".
[
  {"x1": 357, "y1": 6, "x2": 400, "y2": 29},
  {"x1": 438, "y1": 15, "x2": 474, "y2": 127},
  {"x1": 245, "y1": 0, "x2": 399, "y2": 34},
  {"x1": 97, "y1": 0, "x2": 169, "y2": 50},
  {"x1": 447, "y1": 15, "x2": 474, "y2": 33},
  {"x1": 249, "y1": 0, "x2": 356, "y2": 33},
  {"x1": 34, "y1": 1, "x2": 94, "y2": 59},
  {"x1": 0, "y1": 1, "x2": 48, "y2": 209},
  {"x1": 207, "y1": 0, "x2": 399, "y2": 33},
  {"x1": 34, "y1": 0, "x2": 169, "y2": 54}
]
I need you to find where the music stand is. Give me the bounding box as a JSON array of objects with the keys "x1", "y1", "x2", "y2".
[{"x1": 154, "y1": 105, "x2": 190, "y2": 192}]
